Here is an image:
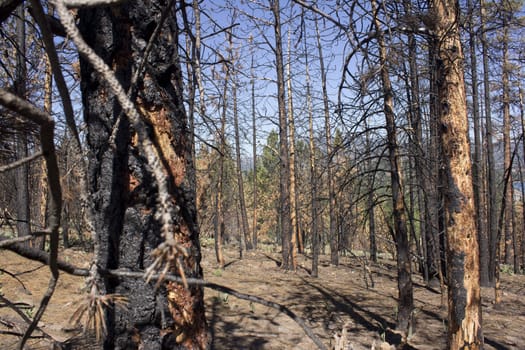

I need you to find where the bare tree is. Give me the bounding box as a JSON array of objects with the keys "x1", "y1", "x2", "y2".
[
  {"x1": 370, "y1": 0, "x2": 414, "y2": 337},
  {"x1": 14, "y1": 3, "x2": 30, "y2": 241},
  {"x1": 270, "y1": 0, "x2": 294, "y2": 270},
  {"x1": 429, "y1": 0, "x2": 484, "y2": 347}
]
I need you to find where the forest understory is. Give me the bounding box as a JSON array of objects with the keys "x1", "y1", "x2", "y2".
[{"x1": 0, "y1": 243, "x2": 523, "y2": 350}]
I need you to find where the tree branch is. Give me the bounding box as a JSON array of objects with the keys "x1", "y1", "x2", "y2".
[
  {"x1": 0, "y1": 242, "x2": 328, "y2": 349},
  {"x1": 0, "y1": 0, "x2": 22, "y2": 24},
  {"x1": 0, "y1": 151, "x2": 42, "y2": 173}
]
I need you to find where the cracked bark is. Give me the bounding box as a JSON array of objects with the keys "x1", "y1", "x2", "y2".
[
  {"x1": 79, "y1": 3, "x2": 208, "y2": 349},
  {"x1": 430, "y1": 0, "x2": 483, "y2": 348}
]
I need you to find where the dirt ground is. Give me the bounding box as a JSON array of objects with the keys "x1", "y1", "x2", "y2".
[{"x1": 0, "y1": 244, "x2": 523, "y2": 349}]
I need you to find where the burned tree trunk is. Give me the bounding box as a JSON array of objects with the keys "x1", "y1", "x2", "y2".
[
  {"x1": 79, "y1": 3, "x2": 208, "y2": 349},
  {"x1": 271, "y1": 0, "x2": 293, "y2": 270},
  {"x1": 430, "y1": 0, "x2": 483, "y2": 348},
  {"x1": 371, "y1": 0, "x2": 414, "y2": 337}
]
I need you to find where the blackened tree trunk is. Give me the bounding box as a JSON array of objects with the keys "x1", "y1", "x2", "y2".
[
  {"x1": 480, "y1": 0, "x2": 498, "y2": 285},
  {"x1": 251, "y1": 51, "x2": 258, "y2": 250},
  {"x1": 271, "y1": 0, "x2": 293, "y2": 270},
  {"x1": 519, "y1": 85, "x2": 525, "y2": 272},
  {"x1": 364, "y1": 118, "x2": 377, "y2": 263},
  {"x1": 467, "y1": 0, "x2": 489, "y2": 286},
  {"x1": 371, "y1": 0, "x2": 413, "y2": 336},
  {"x1": 214, "y1": 55, "x2": 229, "y2": 268},
  {"x1": 428, "y1": 33, "x2": 447, "y2": 299},
  {"x1": 314, "y1": 17, "x2": 338, "y2": 266},
  {"x1": 14, "y1": 3, "x2": 30, "y2": 240},
  {"x1": 79, "y1": 3, "x2": 208, "y2": 349},
  {"x1": 501, "y1": 20, "x2": 514, "y2": 266},
  {"x1": 430, "y1": 0, "x2": 483, "y2": 347},
  {"x1": 303, "y1": 16, "x2": 319, "y2": 276},
  {"x1": 232, "y1": 55, "x2": 252, "y2": 251},
  {"x1": 403, "y1": 0, "x2": 425, "y2": 279},
  {"x1": 286, "y1": 27, "x2": 298, "y2": 266}
]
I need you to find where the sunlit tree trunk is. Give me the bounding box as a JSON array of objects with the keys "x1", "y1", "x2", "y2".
[
  {"x1": 371, "y1": 0, "x2": 413, "y2": 336},
  {"x1": 430, "y1": 0, "x2": 483, "y2": 347},
  {"x1": 79, "y1": 3, "x2": 209, "y2": 348},
  {"x1": 286, "y1": 26, "x2": 298, "y2": 267}
]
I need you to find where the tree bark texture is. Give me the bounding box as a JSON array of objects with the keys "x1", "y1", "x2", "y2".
[
  {"x1": 431, "y1": 1, "x2": 483, "y2": 348},
  {"x1": 371, "y1": 0, "x2": 414, "y2": 336},
  {"x1": 271, "y1": 0, "x2": 293, "y2": 270},
  {"x1": 251, "y1": 52, "x2": 258, "y2": 250},
  {"x1": 501, "y1": 22, "x2": 514, "y2": 266},
  {"x1": 231, "y1": 34, "x2": 252, "y2": 251},
  {"x1": 304, "y1": 21, "x2": 319, "y2": 276},
  {"x1": 479, "y1": 0, "x2": 498, "y2": 285},
  {"x1": 314, "y1": 17, "x2": 338, "y2": 266},
  {"x1": 14, "y1": 3, "x2": 31, "y2": 240},
  {"x1": 467, "y1": 0, "x2": 489, "y2": 286},
  {"x1": 79, "y1": 3, "x2": 208, "y2": 349}
]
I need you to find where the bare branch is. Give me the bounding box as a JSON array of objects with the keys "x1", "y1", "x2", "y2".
[
  {"x1": 0, "y1": 89, "x2": 52, "y2": 126},
  {"x1": 0, "y1": 241, "x2": 328, "y2": 350},
  {"x1": 62, "y1": 0, "x2": 126, "y2": 7},
  {"x1": 2, "y1": 243, "x2": 88, "y2": 276},
  {"x1": 0, "y1": 231, "x2": 48, "y2": 248},
  {"x1": 0, "y1": 0, "x2": 22, "y2": 24},
  {"x1": 0, "y1": 151, "x2": 42, "y2": 173}
]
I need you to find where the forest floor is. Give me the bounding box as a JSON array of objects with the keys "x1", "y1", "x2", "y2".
[{"x1": 0, "y1": 243, "x2": 524, "y2": 349}]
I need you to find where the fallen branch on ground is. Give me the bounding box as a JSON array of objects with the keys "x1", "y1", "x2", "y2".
[{"x1": 1, "y1": 243, "x2": 328, "y2": 350}]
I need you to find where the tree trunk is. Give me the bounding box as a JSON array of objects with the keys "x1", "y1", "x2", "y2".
[
  {"x1": 214, "y1": 57, "x2": 229, "y2": 269},
  {"x1": 402, "y1": 0, "x2": 427, "y2": 280},
  {"x1": 79, "y1": 3, "x2": 209, "y2": 348},
  {"x1": 428, "y1": 32, "x2": 447, "y2": 301},
  {"x1": 271, "y1": 0, "x2": 293, "y2": 270},
  {"x1": 519, "y1": 85, "x2": 525, "y2": 272},
  {"x1": 365, "y1": 120, "x2": 377, "y2": 263},
  {"x1": 231, "y1": 32, "x2": 252, "y2": 252},
  {"x1": 251, "y1": 51, "x2": 258, "y2": 250},
  {"x1": 371, "y1": 0, "x2": 413, "y2": 336},
  {"x1": 501, "y1": 22, "x2": 514, "y2": 266},
  {"x1": 430, "y1": 0, "x2": 484, "y2": 347},
  {"x1": 303, "y1": 15, "x2": 319, "y2": 277},
  {"x1": 286, "y1": 27, "x2": 298, "y2": 267},
  {"x1": 480, "y1": 0, "x2": 498, "y2": 285},
  {"x1": 14, "y1": 3, "x2": 30, "y2": 240},
  {"x1": 467, "y1": 0, "x2": 489, "y2": 286},
  {"x1": 314, "y1": 17, "x2": 338, "y2": 266}
]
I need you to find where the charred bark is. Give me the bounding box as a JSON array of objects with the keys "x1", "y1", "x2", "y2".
[
  {"x1": 371, "y1": 0, "x2": 414, "y2": 336},
  {"x1": 271, "y1": 0, "x2": 293, "y2": 270},
  {"x1": 79, "y1": 3, "x2": 208, "y2": 349}
]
